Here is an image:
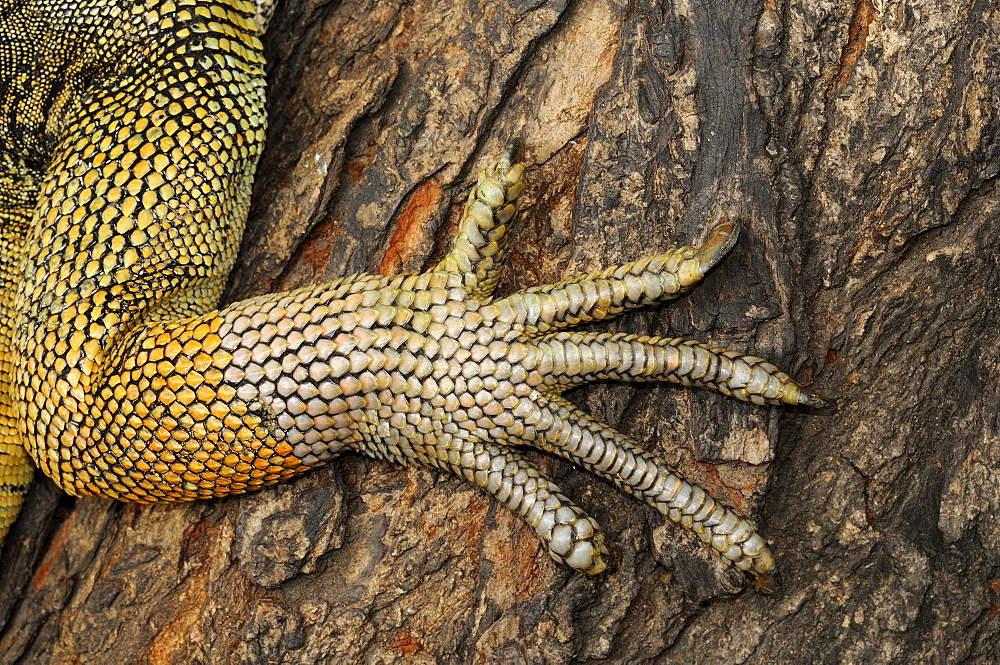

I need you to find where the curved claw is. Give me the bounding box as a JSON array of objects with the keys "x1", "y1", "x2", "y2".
[
  {"x1": 694, "y1": 219, "x2": 740, "y2": 274},
  {"x1": 752, "y1": 568, "x2": 781, "y2": 595},
  {"x1": 794, "y1": 388, "x2": 829, "y2": 409}
]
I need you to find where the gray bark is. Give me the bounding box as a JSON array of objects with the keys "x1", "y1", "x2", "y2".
[{"x1": 2, "y1": 0, "x2": 998, "y2": 662}]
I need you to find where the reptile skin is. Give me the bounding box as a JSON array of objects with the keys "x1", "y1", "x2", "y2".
[{"x1": 0, "y1": 0, "x2": 824, "y2": 591}]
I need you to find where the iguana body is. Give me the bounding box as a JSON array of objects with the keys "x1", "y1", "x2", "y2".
[{"x1": 0, "y1": 0, "x2": 823, "y2": 590}]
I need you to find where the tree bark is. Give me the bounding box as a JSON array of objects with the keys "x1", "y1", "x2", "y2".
[{"x1": 2, "y1": 0, "x2": 998, "y2": 662}]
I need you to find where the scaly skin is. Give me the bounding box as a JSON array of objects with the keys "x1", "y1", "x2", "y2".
[{"x1": 0, "y1": 0, "x2": 824, "y2": 590}]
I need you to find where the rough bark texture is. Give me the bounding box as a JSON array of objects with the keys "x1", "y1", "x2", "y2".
[{"x1": 2, "y1": 0, "x2": 998, "y2": 662}]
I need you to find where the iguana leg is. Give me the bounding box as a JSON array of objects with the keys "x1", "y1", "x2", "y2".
[{"x1": 0, "y1": 1, "x2": 828, "y2": 592}]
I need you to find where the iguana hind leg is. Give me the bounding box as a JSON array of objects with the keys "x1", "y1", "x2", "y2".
[{"x1": 0, "y1": 1, "x2": 827, "y2": 593}]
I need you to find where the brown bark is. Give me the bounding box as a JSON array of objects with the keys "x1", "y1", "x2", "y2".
[{"x1": 2, "y1": 0, "x2": 998, "y2": 662}]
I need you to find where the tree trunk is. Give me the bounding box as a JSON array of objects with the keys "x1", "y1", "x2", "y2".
[{"x1": 2, "y1": 0, "x2": 998, "y2": 662}]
